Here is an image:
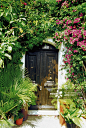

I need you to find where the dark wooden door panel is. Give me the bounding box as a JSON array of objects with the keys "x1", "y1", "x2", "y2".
[
  {"x1": 25, "y1": 46, "x2": 58, "y2": 106},
  {"x1": 28, "y1": 55, "x2": 36, "y2": 81}
]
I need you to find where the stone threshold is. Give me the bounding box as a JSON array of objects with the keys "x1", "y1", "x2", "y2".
[{"x1": 28, "y1": 110, "x2": 59, "y2": 116}]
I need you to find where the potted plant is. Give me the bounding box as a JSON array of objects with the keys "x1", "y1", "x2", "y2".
[
  {"x1": 14, "y1": 112, "x2": 24, "y2": 125},
  {"x1": 5, "y1": 76, "x2": 37, "y2": 121},
  {"x1": 60, "y1": 99, "x2": 83, "y2": 128}
]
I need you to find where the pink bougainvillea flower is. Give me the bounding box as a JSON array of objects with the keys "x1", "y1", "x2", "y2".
[
  {"x1": 79, "y1": 13, "x2": 83, "y2": 17},
  {"x1": 83, "y1": 30, "x2": 86, "y2": 36},
  {"x1": 66, "y1": 20, "x2": 72, "y2": 25},
  {"x1": 72, "y1": 72, "x2": 74, "y2": 75},
  {"x1": 63, "y1": 18, "x2": 67, "y2": 22},
  {"x1": 68, "y1": 26, "x2": 72, "y2": 29},
  {"x1": 74, "y1": 18, "x2": 80, "y2": 23},
  {"x1": 66, "y1": 78, "x2": 69, "y2": 80},
  {"x1": 64, "y1": 36, "x2": 68, "y2": 40},
  {"x1": 55, "y1": 32, "x2": 58, "y2": 36},
  {"x1": 75, "y1": 89, "x2": 76, "y2": 92},
  {"x1": 70, "y1": 65, "x2": 73, "y2": 68},
  {"x1": 24, "y1": 2, "x2": 27, "y2": 5},
  {"x1": 73, "y1": 50, "x2": 78, "y2": 53},
  {"x1": 56, "y1": 0, "x2": 62, "y2": 3},
  {"x1": 73, "y1": 10, "x2": 76, "y2": 12},
  {"x1": 61, "y1": 1, "x2": 69, "y2": 8},
  {"x1": 56, "y1": 20, "x2": 62, "y2": 25},
  {"x1": 69, "y1": 70, "x2": 71, "y2": 73},
  {"x1": 70, "y1": 37, "x2": 74, "y2": 44},
  {"x1": 56, "y1": 19, "x2": 59, "y2": 21}
]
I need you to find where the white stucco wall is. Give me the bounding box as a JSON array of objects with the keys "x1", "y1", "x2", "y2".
[
  {"x1": 58, "y1": 42, "x2": 67, "y2": 89},
  {"x1": 20, "y1": 54, "x2": 25, "y2": 78}
]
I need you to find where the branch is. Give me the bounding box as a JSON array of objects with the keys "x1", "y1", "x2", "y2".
[
  {"x1": 18, "y1": 32, "x2": 27, "y2": 39},
  {"x1": 83, "y1": 61, "x2": 86, "y2": 72}
]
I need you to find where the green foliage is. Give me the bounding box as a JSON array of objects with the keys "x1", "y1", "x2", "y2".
[
  {"x1": 60, "y1": 99, "x2": 83, "y2": 127},
  {"x1": 14, "y1": 112, "x2": 24, "y2": 121},
  {"x1": 50, "y1": 87, "x2": 58, "y2": 109},
  {"x1": 0, "y1": 0, "x2": 59, "y2": 67},
  {"x1": 0, "y1": 63, "x2": 22, "y2": 102},
  {"x1": 0, "y1": 108, "x2": 14, "y2": 128}
]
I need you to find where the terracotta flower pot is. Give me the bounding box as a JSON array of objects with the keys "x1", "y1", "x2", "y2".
[
  {"x1": 59, "y1": 104, "x2": 66, "y2": 126},
  {"x1": 16, "y1": 118, "x2": 23, "y2": 125}
]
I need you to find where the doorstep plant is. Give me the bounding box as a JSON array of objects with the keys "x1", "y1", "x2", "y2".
[
  {"x1": 60, "y1": 99, "x2": 83, "y2": 128},
  {"x1": 14, "y1": 112, "x2": 24, "y2": 122}
]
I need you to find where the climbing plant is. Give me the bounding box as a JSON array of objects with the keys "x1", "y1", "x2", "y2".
[{"x1": 53, "y1": 0, "x2": 86, "y2": 84}]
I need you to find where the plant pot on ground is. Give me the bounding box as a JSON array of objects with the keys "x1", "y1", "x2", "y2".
[
  {"x1": 21, "y1": 102, "x2": 28, "y2": 121},
  {"x1": 59, "y1": 103, "x2": 66, "y2": 126},
  {"x1": 14, "y1": 112, "x2": 24, "y2": 125},
  {"x1": 60, "y1": 99, "x2": 83, "y2": 128},
  {"x1": 66, "y1": 122, "x2": 76, "y2": 128}
]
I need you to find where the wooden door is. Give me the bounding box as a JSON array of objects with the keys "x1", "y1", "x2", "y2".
[{"x1": 25, "y1": 44, "x2": 58, "y2": 106}]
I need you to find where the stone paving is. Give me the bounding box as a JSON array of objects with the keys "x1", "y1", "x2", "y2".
[{"x1": 12, "y1": 115, "x2": 66, "y2": 128}]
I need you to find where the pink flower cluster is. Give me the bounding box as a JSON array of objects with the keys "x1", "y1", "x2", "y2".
[
  {"x1": 61, "y1": 1, "x2": 69, "y2": 8},
  {"x1": 74, "y1": 18, "x2": 80, "y2": 24},
  {"x1": 56, "y1": 19, "x2": 62, "y2": 25},
  {"x1": 83, "y1": 30, "x2": 86, "y2": 37},
  {"x1": 63, "y1": 29, "x2": 82, "y2": 45},
  {"x1": 79, "y1": 13, "x2": 83, "y2": 17},
  {"x1": 22, "y1": 2, "x2": 27, "y2": 5},
  {"x1": 73, "y1": 10, "x2": 76, "y2": 12},
  {"x1": 73, "y1": 50, "x2": 78, "y2": 53},
  {"x1": 56, "y1": 0, "x2": 62, "y2": 3},
  {"x1": 77, "y1": 40, "x2": 86, "y2": 51},
  {"x1": 54, "y1": 32, "x2": 59, "y2": 38},
  {"x1": 66, "y1": 20, "x2": 72, "y2": 25},
  {"x1": 63, "y1": 52, "x2": 73, "y2": 65},
  {"x1": 72, "y1": 0, "x2": 78, "y2": 3}
]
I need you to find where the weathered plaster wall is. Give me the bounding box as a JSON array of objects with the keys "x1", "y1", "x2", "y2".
[
  {"x1": 21, "y1": 53, "x2": 25, "y2": 78},
  {"x1": 58, "y1": 42, "x2": 67, "y2": 88}
]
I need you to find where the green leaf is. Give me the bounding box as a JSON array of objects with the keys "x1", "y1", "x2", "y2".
[
  {"x1": 9, "y1": 5, "x2": 12, "y2": 12},
  {"x1": 72, "y1": 117, "x2": 82, "y2": 128},
  {"x1": 82, "y1": 56, "x2": 86, "y2": 59},
  {"x1": 4, "y1": 53, "x2": 12, "y2": 60}
]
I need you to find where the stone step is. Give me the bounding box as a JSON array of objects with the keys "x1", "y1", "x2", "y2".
[
  {"x1": 29, "y1": 105, "x2": 56, "y2": 110},
  {"x1": 28, "y1": 110, "x2": 59, "y2": 116}
]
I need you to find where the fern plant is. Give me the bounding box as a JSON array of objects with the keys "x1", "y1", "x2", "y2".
[{"x1": 0, "y1": 108, "x2": 15, "y2": 128}]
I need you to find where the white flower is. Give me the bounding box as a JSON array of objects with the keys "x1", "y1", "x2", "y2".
[{"x1": 7, "y1": 46, "x2": 12, "y2": 53}]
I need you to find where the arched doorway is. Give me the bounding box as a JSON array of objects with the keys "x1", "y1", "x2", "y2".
[{"x1": 25, "y1": 43, "x2": 58, "y2": 109}]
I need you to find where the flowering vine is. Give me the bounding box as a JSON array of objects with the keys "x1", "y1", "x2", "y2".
[{"x1": 54, "y1": 1, "x2": 86, "y2": 84}]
